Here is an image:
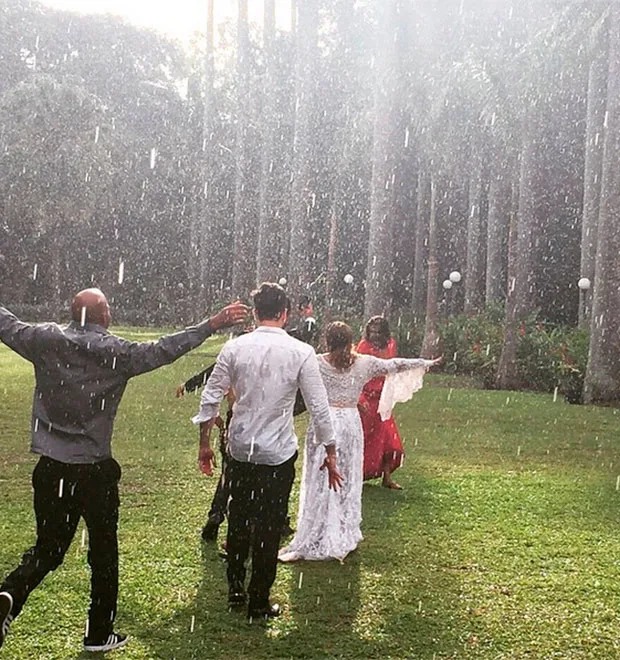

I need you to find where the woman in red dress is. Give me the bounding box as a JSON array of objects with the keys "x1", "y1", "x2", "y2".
[{"x1": 357, "y1": 316, "x2": 404, "y2": 489}]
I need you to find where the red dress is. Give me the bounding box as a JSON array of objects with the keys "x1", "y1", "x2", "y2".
[{"x1": 356, "y1": 338, "x2": 404, "y2": 480}]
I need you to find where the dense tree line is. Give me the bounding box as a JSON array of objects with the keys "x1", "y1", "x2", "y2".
[{"x1": 0, "y1": 0, "x2": 618, "y2": 401}]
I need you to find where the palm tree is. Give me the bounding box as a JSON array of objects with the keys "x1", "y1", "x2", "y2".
[
  {"x1": 584, "y1": 3, "x2": 620, "y2": 404},
  {"x1": 412, "y1": 168, "x2": 430, "y2": 321},
  {"x1": 420, "y1": 174, "x2": 441, "y2": 358},
  {"x1": 256, "y1": 0, "x2": 280, "y2": 283},
  {"x1": 580, "y1": 14, "x2": 608, "y2": 328},
  {"x1": 364, "y1": 0, "x2": 400, "y2": 318},
  {"x1": 196, "y1": 0, "x2": 215, "y2": 306},
  {"x1": 231, "y1": 0, "x2": 258, "y2": 298},
  {"x1": 288, "y1": 0, "x2": 319, "y2": 302}
]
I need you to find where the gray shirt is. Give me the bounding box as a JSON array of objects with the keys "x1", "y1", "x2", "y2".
[
  {"x1": 193, "y1": 326, "x2": 335, "y2": 466},
  {"x1": 0, "y1": 306, "x2": 214, "y2": 464}
]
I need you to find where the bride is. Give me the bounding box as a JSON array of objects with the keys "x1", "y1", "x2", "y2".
[{"x1": 279, "y1": 321, "x2": 440, "y2": 563}]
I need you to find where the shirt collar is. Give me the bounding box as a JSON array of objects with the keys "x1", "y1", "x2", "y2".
[
  {"x1": 67, "y1": 320, "x2": 109, "y2": 336},
  {"x1": 254, "y1": 325, "x2": 288, "y2": 335}
]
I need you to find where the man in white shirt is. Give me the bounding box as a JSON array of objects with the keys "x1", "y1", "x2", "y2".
[{"x1": 193, "y1": 282, "x2": 342, "y2": 620}]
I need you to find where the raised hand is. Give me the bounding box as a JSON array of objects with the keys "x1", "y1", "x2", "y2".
[{"x1": 208, "y1": 301, "x2": 250, "y2": 331}]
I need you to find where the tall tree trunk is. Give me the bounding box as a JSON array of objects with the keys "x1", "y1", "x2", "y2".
[
  {"x1": 464, "y1": 151, "x2": 485, "y2": 313},
  {"x1": 197, "y1": 0, "x2": 215, "y2": 306},
  {"x1": 256, "y1": 0, "x2": 279, "y2": 283},
  {"x1": 486, "y1": 152, "x2": 511, "y2": 305},
  {"x1": 584, "y1": 6, "x2": 620, "y2": 404},
  {"x1": 231, "y1": 0, "x2": 257, "y2": 298},
  {"x1": 496, "y1": 115, "x2": 539, "y2": 390},
  {"x1": 579, "y1": 24, "x2": 608, "y2": 328},
  {"x1": 421, "y1": 175, "x2": 440, "y2": 358},
  {"x1": 412, "y1": 169, "x2": 430, "y2": 322},
  {"x1": 323, "y1": 202, "x2": 339, "y2": 333},
  {"x1": 288, "y1": 0, "x2": 318, "y2": 302},
  {"x1": 364, "y1": 0, "x2": 399, "y2": 319}
]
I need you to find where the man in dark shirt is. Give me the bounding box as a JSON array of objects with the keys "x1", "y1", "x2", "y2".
[
  {"x1": 0, "y1": 288, "x2": 248, "y2": 653},
  {"x1": 288, "y1": 295, "x2": 318, "y2": 346}
]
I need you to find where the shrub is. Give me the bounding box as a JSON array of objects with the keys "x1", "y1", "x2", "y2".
[
  {"x1": 437, "y1": 306, "x2": 589, "y2": 400},
  {"x1": 439, "y1": 307, "x2": 504, "y2": 388}
]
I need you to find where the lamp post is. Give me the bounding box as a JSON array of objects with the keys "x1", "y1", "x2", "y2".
[
  {"x1": 443, "y1": 270, "x2": 461, "y2": 316},
  {"x1": 577, "y1": 277, "x2": 591, "y2": 329}
]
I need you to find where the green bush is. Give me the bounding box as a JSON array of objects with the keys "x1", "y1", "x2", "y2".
[
  {"x1": 439, "y1": 306, "x2": 505, "y2": 388},
  {"x1": 437, "y1": 306, "x2": 589, "y2": 400}
]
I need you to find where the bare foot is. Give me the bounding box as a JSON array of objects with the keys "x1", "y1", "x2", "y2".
[{"x1": 382, "y1": 481, "x2": 402, "y2": 490}]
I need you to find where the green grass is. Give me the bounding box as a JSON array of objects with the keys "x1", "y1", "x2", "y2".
[{"x1": 2, "y1": 330, "x2": 620, "y2": 659}]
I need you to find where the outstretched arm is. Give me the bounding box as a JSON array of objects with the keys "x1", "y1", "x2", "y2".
[
  {"x1": 177, "y1": 364, "x2": 215, "y2": 397},
  {"x1": 0, "y1": 306, "x2": 41, "y2": 363},
  {"x1": 364, "y1": 355, "x2": 441, "y2": 380},
  {"x1": 119, "y1": 302, "x2": 248, "y2": 377}
]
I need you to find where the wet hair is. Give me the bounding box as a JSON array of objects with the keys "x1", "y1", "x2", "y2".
[
  {"x1": 365, "y1": 316, "x2": 390, "y2": 349},
  {"x1": 298, "y1": 295, "x2": 311, "y2": 311},
  {"x1": 326, "y1": 321, "x2": 356, "y2": 370},
  {"x1": 252, "y1": 282, "x2": 290, "y2": 321}
]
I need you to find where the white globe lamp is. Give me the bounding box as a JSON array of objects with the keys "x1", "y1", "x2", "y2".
[
  {"x1": 278, "y1": 277, "x2": 287, "y2": 287},
  {"x1": 577, "y1": 277, "x2": 591, "y2": 291},
  {"x1": 449, "y1": 271, "x2": 461, "y2": 284},
  {"x1": 442, "y1": 279, "x2": 453, "y2": 290},
  {"x1": 343, "y1": 274, "x2": 354, "y2": 285}
]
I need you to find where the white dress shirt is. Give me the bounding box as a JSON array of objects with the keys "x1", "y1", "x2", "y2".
[{"x1": 193, "y1": 326, "x2": 335, "y2": 465}]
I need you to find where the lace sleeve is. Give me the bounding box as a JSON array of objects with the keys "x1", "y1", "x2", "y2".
[{"x1": 363, "y1": 355, "x2": 433, "y2": 380}]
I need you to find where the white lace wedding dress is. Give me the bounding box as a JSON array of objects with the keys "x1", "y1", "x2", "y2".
[{"x1": 279, "y1": 353, "x2": 433, "y2": 563}]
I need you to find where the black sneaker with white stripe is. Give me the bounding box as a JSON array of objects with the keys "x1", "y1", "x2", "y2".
[
  {"x1": 84, "y1": 632, "x2": 128, "y2": 652},
  {"x1": 0, "y1": 592, "x2": 14, "y2": 649}
]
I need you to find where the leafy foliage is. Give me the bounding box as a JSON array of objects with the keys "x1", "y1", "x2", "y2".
[{"x1": 440, "y1": 307, "x2": 590, "y2": 401}]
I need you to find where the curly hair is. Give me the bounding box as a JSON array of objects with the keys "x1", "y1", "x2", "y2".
[{"x1": 325, "y1": 321, "x2": 356, "y2": 370}]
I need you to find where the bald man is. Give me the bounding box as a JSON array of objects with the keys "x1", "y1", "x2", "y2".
[{"x1": 0, "y1": 289, "x2": 248, "y2": 653}]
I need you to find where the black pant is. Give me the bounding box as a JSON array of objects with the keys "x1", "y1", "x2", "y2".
[
  {"x1": 226, "y1": 453, "x2": 296, "y2": 609},
  {"x1": 1, "y1": 456, "x2": 121, "y2": 641},
  {"x1": 207, "y1": 452, "x2": 229, "y2": 524}
]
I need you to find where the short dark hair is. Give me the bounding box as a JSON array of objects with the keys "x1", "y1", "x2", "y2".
[
  {"x1": 252, "y1": 282, "x2": 290, "y2": 321},
  {"x1": 298, "y1": 295, "x2": 311, "y2": 311}
]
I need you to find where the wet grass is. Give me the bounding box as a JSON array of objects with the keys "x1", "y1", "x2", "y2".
[{"x1": 2, "y1": 331, "x2": 620, "y2": 658}]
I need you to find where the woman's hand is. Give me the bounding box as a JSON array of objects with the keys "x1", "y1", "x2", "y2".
[{"x1": 320, "y1": 452, "x2": 344, "y2": 491}]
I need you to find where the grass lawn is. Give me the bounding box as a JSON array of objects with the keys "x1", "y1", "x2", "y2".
[{"x1": 1, "y1": 330, "x2": 620, "y2": 659}]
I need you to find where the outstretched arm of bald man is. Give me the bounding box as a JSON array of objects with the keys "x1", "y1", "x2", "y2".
[
  {"x1": 0, "y1": 306, "x2": 40, "y2": 363},
  {"x1": 117, "y1": 301, "x2": 249, "y2": 377}
]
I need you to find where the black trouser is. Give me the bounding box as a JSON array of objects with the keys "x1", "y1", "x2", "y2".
[
  {"x1": 225, "y1": 453, "x2": 296, "y2": 609},
  {"x1": 1, "y1": 456, "x2": 121, "y2": 641},
  {"x1": 207, "y1": 453, "x2": 229, "y2": 524}
]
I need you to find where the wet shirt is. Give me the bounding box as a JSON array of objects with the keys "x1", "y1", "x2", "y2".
[
  {"x1": 193, "y1": 326, "x2": 335, "y2": 465},
  {"x1": 0, "y1": 306, "x2": 214, "y2": 463}
]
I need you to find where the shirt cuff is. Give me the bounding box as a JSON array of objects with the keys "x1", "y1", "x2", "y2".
[
  {"x1": 192, "y1": 404, "x2": 220, "y2": 425},
  {"x1": 194, "y1": 319, "x2": 214, "y2": 340}
]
